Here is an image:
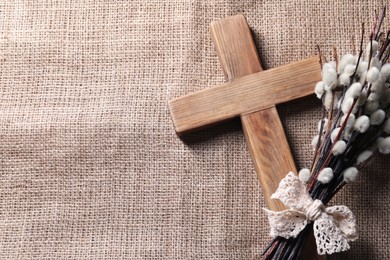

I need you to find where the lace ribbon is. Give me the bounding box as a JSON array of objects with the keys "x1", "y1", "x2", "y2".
[{"x1": 263, "y1": 172, "x2": 358, "y2": 255}]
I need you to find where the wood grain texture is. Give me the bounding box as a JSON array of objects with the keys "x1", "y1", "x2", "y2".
[
  {"x1": 210, "y1": 14, "x2": 262, "y2": 80},
  {"x1": 241, "y1": 110, "x2": 296, "y2": 211},
  {"x1": 168, "y1": 56, "x2": 321, "y2": 135},
  {"x1": 209, "y1": 15, "x2": 324, "y2": 259},
  {"x1": 210, "y1": 15, "x2": 292, "y2": 211}
]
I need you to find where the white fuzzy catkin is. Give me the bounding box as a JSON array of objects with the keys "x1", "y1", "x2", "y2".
[
  {"x1": 370, "y1": 57, "x2": 382, "y2": 70},
  {"x1": 322, "y1": 63, "x2": 338, "y2": 89},
  {"x1": 368, "y1": 92, "x2": 380, "y2": 101},
  {"x1": 338, "y1": 72, "x2": 351, "y2": 87},
  {"x1": 383, "y1": 118, "x2": 390, "y2": 133},
  {"x1": 357, "y1": 89, "x2": 368, "y2": 106},
  {"x1": 366, "y1": 40, "x2": 379, "y2": 59},
  {"x1": 324, "y1": 91, "x2": 335, "y2": 110},
  {"x1": 299, "y1": 168, "x2": 311, "y2": 183},
  {"x1": 343, "y1": 64, "x2": 356, "y2": 76},
  {"x1": 317, "y1": 168, "x2": 334, "y2": 184},
  {"x1": 370, "y1": 109, "x2": 386, "y2": 125},
  {"x1": 359, "y1": 71, "x2": 367, "y2": 85},
  {"x1": 356, "y1": 150, "x2": 373, "y2": 164},
  {"x1": 377, "y1": 137, "x2": 390, "y2": 154},
  {"x1": 365, "y1": 99, "x2": 380, "y2": 114},
  {"x1": 345, "y1": 82, "x2": 362, "y2": 99},
  {"x1": 380, "y1": 63, "x2": 390, "y2": 79},
  {"x1": 315, "y1": 81, "x2": 325, "y2": 99},
  {"x1": 366, "y1": 67, "x2": 380, "y2": 83},
  {"x1": 343, "y1": 167, "x2": 359, "y2": 183},
  {"x1": 340, "y1": 113, "x2": 355, "y2": 128},
  {"x1": 341, "y1": 97, "x2": 355, "y2": 114},
  {"x1": 354, "y1": 115, "x2": 370, "y2": 133},
  {"x1": 371, "y1": 75, "x2": 385, "y2": 93},
  {"x1": 332, "y1": 140, "x2": 347, "y2": 155},
  {"x1": 331, "y1": 127, "x2": 341, "y2": 143},
  {"x1": 338, "y1": 54, "x2": 355, "y2": 74},
  {"x1": 356, "y1": 61, "x2": 368, "y2": 77},
  {"x1": 311, "y1": 135, "x2": 320, "y2": 149},
  {"x1": 324, "y1": 83, "x2": 333, "y2": 92},
  {"x1": 318, "y1": 118, "x2": 328, "y2": 133}
]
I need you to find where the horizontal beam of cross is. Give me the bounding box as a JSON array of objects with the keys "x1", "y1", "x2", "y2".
[{"x1": 169, "y1": 57, "x2": 321, "y2": 135}]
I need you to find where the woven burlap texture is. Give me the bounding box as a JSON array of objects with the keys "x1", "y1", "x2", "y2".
[{"x1": 0, "y1": 1, "x2": 388, "y2": 259}]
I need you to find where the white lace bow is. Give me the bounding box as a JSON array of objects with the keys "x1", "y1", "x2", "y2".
[{"x1": 263, "y1": 172, "x2": 358, "y2": 255}]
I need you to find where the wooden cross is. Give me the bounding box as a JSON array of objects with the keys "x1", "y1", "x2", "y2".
[{"x1": 169, "y1": 15, "x2": 323, "y2": 258}]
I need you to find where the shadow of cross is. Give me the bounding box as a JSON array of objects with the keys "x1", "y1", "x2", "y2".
[{"x1": 169, "y1": 14, "x2": 323, "y2": 259}]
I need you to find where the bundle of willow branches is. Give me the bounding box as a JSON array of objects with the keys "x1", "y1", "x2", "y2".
[{"x1": 262, "y1": 6, "x2": 390, "y2": 260}]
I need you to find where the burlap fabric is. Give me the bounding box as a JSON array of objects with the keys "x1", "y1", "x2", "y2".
[{"x1": 0, "y1": 1, "x2": 388, "y2": 259}]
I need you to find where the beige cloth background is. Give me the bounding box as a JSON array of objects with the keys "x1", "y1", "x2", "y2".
[{"x1": 0, "y1": 1, "x2": 389, "y2": 259}]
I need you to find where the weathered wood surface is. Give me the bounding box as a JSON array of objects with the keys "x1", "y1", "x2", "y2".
[
  {"x1": 169, "y1": 56, "x2": 320, "y2": 135},
  {"x1": 169, "y1": 14, "x2": 324, "y2": 259}
]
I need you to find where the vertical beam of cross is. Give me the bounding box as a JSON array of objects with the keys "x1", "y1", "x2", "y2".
[
  {"x1": 169, "y1": 14, "x2": 323, "y2": 259},
  {"x1": 210, "y1": 15, "x2": 295, "y2": 211}
]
